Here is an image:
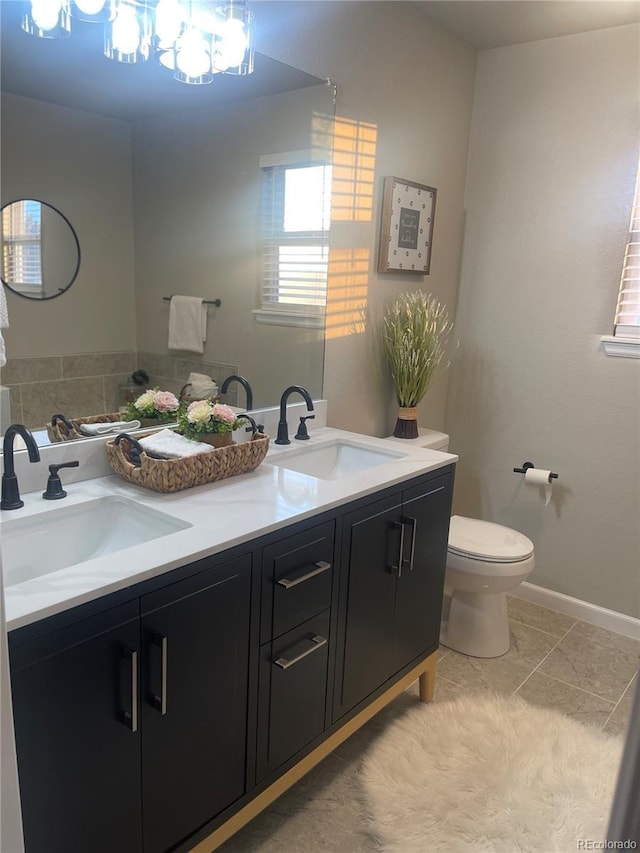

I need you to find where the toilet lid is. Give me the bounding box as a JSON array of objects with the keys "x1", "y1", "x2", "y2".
[{"x1": 448, "y1": 516, "x2": 534, "y2": 562}]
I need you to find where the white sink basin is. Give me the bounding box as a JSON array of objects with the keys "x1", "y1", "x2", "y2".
[
  {"x1": 269, "y1": 439, "x2": 404, "y2": 480},
  {"x1": 1, "y1": 496, "x2": 191, "y2": 587}
]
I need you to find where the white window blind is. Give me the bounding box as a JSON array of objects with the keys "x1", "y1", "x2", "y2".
[
  {"x1": 261, "y1": 162, "x2": 331, "y2": 315},
  {"x1": 614, "y1": 168, "x2": 640, "y2": 338},
  {"x1": 1, "y1": 200, "x2": 43, "y2": 290}
]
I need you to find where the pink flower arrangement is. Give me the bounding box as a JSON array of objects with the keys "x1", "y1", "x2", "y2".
[
  {"x1": 179, "y1": 399, "x2": 241, "y2": 439},
  {"x1": 126, "y1": 388, "x2": 180, "y2": 423}
]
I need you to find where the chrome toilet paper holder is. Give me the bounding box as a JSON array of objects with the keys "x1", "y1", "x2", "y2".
[{"x1": 513, "y1": 461, "x2": 558, "y2": 479}]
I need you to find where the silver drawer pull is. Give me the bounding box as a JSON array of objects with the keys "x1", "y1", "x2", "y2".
[
  {"x1": 274, "y1": 635, "x2": 327, "y2": 670},
  {"x1": 151, "y1": 632, "x2": 168, "y2": 716},
  {"x1": 277, "y1": 560, "x2": 331, "y2": 590},
  {"x1": 121, "y1": 647, "x2": 138, "y2": 733}
]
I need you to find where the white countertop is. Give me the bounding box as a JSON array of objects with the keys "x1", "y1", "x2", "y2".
[{"x1": 1, "y1": 428, "x2": 457, "y2": 632}]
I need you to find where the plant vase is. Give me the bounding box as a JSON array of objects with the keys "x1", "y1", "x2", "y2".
[
  {"x1": 393, "y1": 406, "x2": 419, "y2": 439},
  {"x1": 199, "y1": 432, "x2": 234, "y2": 449}
]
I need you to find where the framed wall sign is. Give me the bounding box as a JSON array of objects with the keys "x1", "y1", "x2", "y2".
[{"x1": 377, "y1": 177, "x2": 437, "y2": 274}]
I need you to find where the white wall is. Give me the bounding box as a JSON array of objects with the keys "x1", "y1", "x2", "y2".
[
  {"x1": 0, "y1": 94, "x2": 137, "y2": 356},
  {"x1": 258, "y1": 1, "x2": 477, "y2": 436},
  {"x1": 446, "y1": 25, "x2": 640, "y2": 617}
]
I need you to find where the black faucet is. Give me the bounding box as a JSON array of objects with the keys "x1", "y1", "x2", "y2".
[
  {"x1": 2, "y1": 424, "x2": 41, "y2": 510},
  {"x1": 220, "y1": 375, "x2": 253, "y2": 411},
  {"x1": 275, "y1": 386, "x2": 314, "y2": 445}
]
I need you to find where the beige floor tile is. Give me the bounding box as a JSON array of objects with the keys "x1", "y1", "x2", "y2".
[
  {"x1": 604, "y1": 674, "x2": 638, "y2": 736},
  {"x1": 219, "y1": 752, "x2": 378, "y2": 852},
  {"x1": 507, "y1": 595, "x2": 577, "y2": 637},
  {"x1": 538, "y1": 621, "x2": 640, "y2": 703},
  {"x1": 438, "y1": 620, "x2": 559, "y2": 696},
  {"x1": 516, "y1": 670, "x2": 615, "y2": 728}
]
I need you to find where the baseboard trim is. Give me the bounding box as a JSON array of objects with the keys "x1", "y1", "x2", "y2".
[{"x1": 514, "y1": 583, "x2": 640, "y2": 641}]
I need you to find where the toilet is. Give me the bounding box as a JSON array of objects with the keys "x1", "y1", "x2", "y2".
[{"x1": 385, "y1": 429, "x2": 535, "y2": 658}]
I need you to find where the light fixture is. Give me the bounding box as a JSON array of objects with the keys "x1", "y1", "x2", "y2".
[
  {"x1": 21, "y1": 0, "x2": 71, "y2": 39},
  {"x1": 20, "y1": 0, "x2": 255, "y2": 85},
  {"x1": 104, "y1": 0, "x2": 151, "y2": 63}
]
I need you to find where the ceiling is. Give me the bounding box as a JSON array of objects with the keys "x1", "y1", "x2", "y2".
[
  {"x1": 2, "y1": 1, "x2": 638, "y2": 121},
  {"x1": 414, "y1": 0, "x2": 640, "y2": 50}
]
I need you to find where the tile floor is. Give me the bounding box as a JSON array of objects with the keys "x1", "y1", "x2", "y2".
[{"x1": 219, "y1": 596, "x2": 639, "y2": 852}]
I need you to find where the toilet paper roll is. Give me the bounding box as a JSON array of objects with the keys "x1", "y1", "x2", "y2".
[{"x1": 524, "y1": 467, "x2": 553, "y2": 506}]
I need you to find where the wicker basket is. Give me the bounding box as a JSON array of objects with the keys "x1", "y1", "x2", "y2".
[
  {"x1": 47, "y1": 412, "x2": 129, "y2": 443},
  {"x1": 105, "y1": 431, "x2": 270, "y2": 493}
]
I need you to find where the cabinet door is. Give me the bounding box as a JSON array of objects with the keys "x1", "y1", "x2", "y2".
[
  {"x1": 256, "y1": 610, "x2": 330, "y2": 781},
  {"x1": 140, "y1": 555, "x2": 251, "y2": 853},
  {"x1": 334, "y1": 494, "x2": 402, "y2": 719},
  {"x1": 10, "y1": 603, "x2": 142, "y2": 853},
  {"x1": 392, "y1": 473, "x2": 453, "y2": 672}
]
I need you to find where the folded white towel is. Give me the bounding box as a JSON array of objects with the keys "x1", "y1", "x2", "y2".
[
  {"x1": 168, "y1": 296, "x2": 207, "y2": 354},
  {"x1": 138, "y1": 429, "x2": 215, "y2": 459},
  {"x1": 0, "y1": 279, "x2": 9, "y2": 368},
  {"x1": 79, "y1": 419, "x2": 141, "y2": 436}
]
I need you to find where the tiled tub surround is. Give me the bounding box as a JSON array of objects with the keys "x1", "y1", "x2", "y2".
[
  {"x1": 218, "y1": 597, "x2": 639, "y2": 853},
  {"x1": 0, "y1": 350, "x2": 238, "y2": 430}
]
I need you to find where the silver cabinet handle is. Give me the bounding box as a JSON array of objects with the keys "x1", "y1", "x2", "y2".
[
  {"x1": 402, "y1": 515, "x2": 417, "y2": 571},
  {"x1": 389, "y1": 520, "x2": 405, "y2": 577},
  {"x1": 274, "y1": 634, "x2": 327, "y2": 670},
  {"x1": 151, "y1": 632, "x2": 168, "y2": 715},
  {"x1": 121, "y1": 647, "x2": 138, "y2": 733},
  {"x1": 277, "y1": 560, "x2": 331, "y2": 590}
]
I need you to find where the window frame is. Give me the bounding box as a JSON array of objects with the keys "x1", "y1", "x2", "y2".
[{"x1": 255, "y1": 151, "x2": 331, "y2": 328}]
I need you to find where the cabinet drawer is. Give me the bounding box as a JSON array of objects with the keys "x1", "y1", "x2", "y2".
[
  {"x1": 256, "y1": 611, "x2": 330, "y2": 782},
  {"x1": 261, "y1": 520, "x2": 334, "y2": 643}
]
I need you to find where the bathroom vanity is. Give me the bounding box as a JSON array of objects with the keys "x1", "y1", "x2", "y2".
[{"x1": 3, "y1": 428, "x2": 456, "y2": 853}]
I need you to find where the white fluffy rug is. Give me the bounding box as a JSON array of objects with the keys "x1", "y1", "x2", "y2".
[{"x1": 360, "y1": 694, "x2": 623, "y2": 853}]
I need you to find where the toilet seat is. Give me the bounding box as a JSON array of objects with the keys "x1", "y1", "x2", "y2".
[{"x1": 448, "y1": 515, "x2": 534, "y2": 563}]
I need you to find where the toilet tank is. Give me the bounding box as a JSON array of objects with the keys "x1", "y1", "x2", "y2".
[
  {"x1": 384, "y1": 427, "x2": 450, "y2": 452},
  {"x1": 414, "y1": 428, "x2": 449, "y2": 452}
]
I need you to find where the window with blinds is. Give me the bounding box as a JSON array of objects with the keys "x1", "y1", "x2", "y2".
[
  {"x1": 261, "y1": 162, "x2": 331, "y2": 315},
  {"x1": 1, "y1": 200, "x2": 43, "y2": 292},
  {"x1": 614, "y1": 168, "x2": 640, "y2": 338}
]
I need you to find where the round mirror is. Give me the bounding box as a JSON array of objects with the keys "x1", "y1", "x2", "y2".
[{"x1": 1, "y1": 199, "x2": 80, "y2": 300}]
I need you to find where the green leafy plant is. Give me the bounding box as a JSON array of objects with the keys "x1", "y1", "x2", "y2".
[{"x1": 381, "y1": 291, "x2": 452, "y2": 408}]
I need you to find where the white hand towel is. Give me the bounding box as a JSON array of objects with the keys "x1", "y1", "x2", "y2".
[
  {"x1": 168, "y1": 296, "x2": 207, "y2": 354},
  {"x1": 0, "y1": 282, "x2": 9, "y2": 368},
  {"x1": 79, "y1": 420, "x2": 141, "y2": 436},
  {"x1": 138, "y1": 429, "x2": 215, "y2": 459}
]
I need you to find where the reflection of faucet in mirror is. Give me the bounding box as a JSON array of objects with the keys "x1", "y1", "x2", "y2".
[
  {"x1": 1, "y1": 424, "x2": 40, "y2": 510},
  {"x1": 220, "y1": 375, "x2": 254, "y2": 411},
  {"x1": 275, "y1": 386, "x2": 314, "y2": 445}
]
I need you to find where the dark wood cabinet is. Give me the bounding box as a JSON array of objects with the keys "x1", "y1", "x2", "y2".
[
  {"x1": 334, "y1": 472, "x2": 453, "y2": 720},
  {"x1": 140, "y1": 555, "x2": 251, "y2": 853},
  {"x1": 10, "y1": 602, "x2": 143, "y2": 853},
  {"x1": 256, "y1": 521, "x2": 335, "y2": 782},
  {"x1": 9, "y1": 464, "x2": 454, "y2": 853},
  {"x1": 10, "y1": 555, "x2": 252, "y2": 853}
]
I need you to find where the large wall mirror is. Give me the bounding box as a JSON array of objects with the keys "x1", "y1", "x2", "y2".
[
  {"x1": 0, "y1": 1, "x2": 334, "y2": 441},
  {"x1": 1, "y1": 199, "x2": 81, "y2": 300}
]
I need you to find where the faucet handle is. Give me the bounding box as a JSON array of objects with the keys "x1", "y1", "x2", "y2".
[
  {"x1": 43, "y1": 461, "x2": 80, "y2": 500},
  {"x1": 294, "y1": 415, "x2": 315, "y2": 441}
]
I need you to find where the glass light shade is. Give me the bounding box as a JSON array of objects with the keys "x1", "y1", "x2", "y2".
[
  {"x1": 153, "y1": 0, "x2": 184, "y2": 50},
  {"x1": 213, "y1": 2, "x2": 253, "y2": 75},
  {"x1": 22, "y1": 0, "x2": 71, "y2": 38},
  {"x1": 104, "y1": 0, "x2": 151, "y2": 63},
  {"x1": 171, "y1": 28, "x2": 214, "y2": 83},
  {"x1": 69, "y1": 0, "x2": 114, "y2": 23}
]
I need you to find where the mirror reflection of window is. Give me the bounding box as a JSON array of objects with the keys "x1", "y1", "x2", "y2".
[
  {"x1": 2, "y1": 200, "x2": 43, "y2": 295},
  {"x1": 262, "y1": 161, "x2": 332, "y2": 314},
  {"x1": 0, "y1": 199, "x2": 80, "y2": 300}
]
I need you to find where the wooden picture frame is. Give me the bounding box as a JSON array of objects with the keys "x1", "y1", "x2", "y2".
[{"x1": 377, "y1": 176, "x2": 437, "y2": 274}]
